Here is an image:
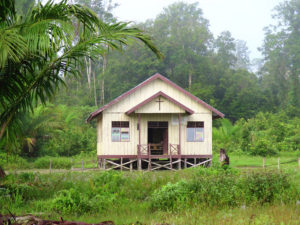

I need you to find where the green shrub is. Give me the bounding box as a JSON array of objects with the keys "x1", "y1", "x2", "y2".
[
  {"x1": 0, "y1": 153, "x2": 31, "y2": 169},
  {"x1": 249, "y1": 138, "x2": 278, "y2": 156},
  {"x1": 92, "y1": 171, "x2": 126, "y2": 194},
  {"x1": 34, "y1": 157, "x2": 72, "y2": 169},
  {"x1": 52, "y1": 188, "x2": 91, "y2": 214},
  {"x1": 1, "y1": 183, "x2": 40, "y2": 203},
  {"x1": 150, "y1": 180, "x2": 190, "y2": 211},
  {"x1": 149, "y1": 169, "x2": 298, "y2": 211},
  {"x1": 50, "y1": 172, "x2": 127, "y2": 214},
  {"x1": 242, "y1": 171, "x2": 297, "y2": 204}
]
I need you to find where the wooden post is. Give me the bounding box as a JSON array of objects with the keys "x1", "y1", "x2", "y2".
[
  {"x1": 278, "y1": 157, "x2": 280, "y2": 170},
  {"x1": 178, "y1": 114, "x2": 181, "y2": 170},
  {"x1": 71, "y1": 159, "x2": 74, "y2": 170},
  {"x1": 121, "y1": 157, "x2": 123, "y2": 172},
  {"x1": 138, "y1": 114, "x2": 141, "y2": 146},
  {"x1": 263, "y1": 158, "x2": 265, "y2": 169},
  {"x1": 138, "y1": 158, "x2": 141, "y2": 171},
  {"x1": 184, "y1": 158, "x2": 187, "y2": 169},
  {"x1": 81, "y1": 160, "x2": 84, "y2": 171},
  {"x1": 130, "y1": 161, "x2": 133, "y2": 172},
  {"x1": 97, "y1": 158, "x2": 101, "y2": 169},
  {"x1": 49, "y1": 159, "x2": 52, "y2": 173},
  {"x1": 103, "y1": 159, "x2": 106, "y2": 170},
  {"x1": 148, "y1": 157, "x2": 151, "y2": 171},
  {"x1": 194, "y1": 158, "x2": 196, "y2": 166}
]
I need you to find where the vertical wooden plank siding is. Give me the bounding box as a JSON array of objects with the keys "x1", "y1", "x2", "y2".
[
  {"x1": 98, "y1": 78, "x2": 213, "y2": 157},
  {"x1": 178, "y1": 113, "x2": 181, "y2": 155},
  {"x1": 138, "y1": 113, "x2": 141, "y2": 146}
]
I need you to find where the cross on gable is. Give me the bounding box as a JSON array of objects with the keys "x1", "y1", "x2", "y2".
[{"x1": 155, "y1": 97, "x2": 164, "y2": 110}]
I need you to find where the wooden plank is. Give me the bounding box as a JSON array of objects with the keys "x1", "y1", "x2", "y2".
[
  {"x1": 138, "y1": 158, "x2": 141, "y2": 170},
  {"x1": 103, "y1": 159, "x2": 106, "y2": 170},
  {"x1": 106, "y1": 159, "x2": 137, "y2": 171},
  {"x1": 121, "y1": 157, "x2": 123, "y2": 172},
  {"x1": 143, "y1": 159, "x2": 180, "y2": 171},
  {"x1": 178, "y1": 159, "x2": 181, "y2": 170},
  {"x1": 185, "y1": 161, "x2": 195, "y2": 166},
  {"x1": 190, "y1": 159, "x2": 212, "y2": 168}
]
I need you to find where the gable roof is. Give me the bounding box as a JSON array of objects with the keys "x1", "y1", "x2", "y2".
[
  {"x1": 125, "y1": 91, "x2": 194, "y2": 115},
  {"x1": 86, "y1": 73, "x2": 224, "y2": 122}
]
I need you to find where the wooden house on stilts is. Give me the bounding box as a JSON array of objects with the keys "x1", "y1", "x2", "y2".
[{"x1": 87, "y1": 73, "x2": 224, "y2": 171}]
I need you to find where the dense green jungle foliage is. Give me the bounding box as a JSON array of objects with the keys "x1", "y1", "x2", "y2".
[
  {"x1": 1, "y1": 0, "x2": 300, "y2": 160},
  {"x1": 0, "y1": 167, "x2": 299, "y2": 223},
  {"x1": 213, "y1": 112, "x2": 300, "y2": 156}
]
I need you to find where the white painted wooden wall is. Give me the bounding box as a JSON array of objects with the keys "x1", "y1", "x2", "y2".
[{"x1": 97, "y1": 79, "x2": 212, "y2": 156}]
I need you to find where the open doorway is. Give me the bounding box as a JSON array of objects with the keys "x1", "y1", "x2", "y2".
[{"x1": 148, "y1": 121, "x2": 168, "y2": 155}]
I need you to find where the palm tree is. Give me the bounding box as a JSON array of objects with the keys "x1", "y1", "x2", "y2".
[
  {"x1": 213, "y1": 119, "x2": 241, "y2": 150},
  {"x1": 0, "y1": 0, "x2": 162, "y2": 140},
  {"x1": 0, "y1": 0, "x2": 162, "y2": 174}
]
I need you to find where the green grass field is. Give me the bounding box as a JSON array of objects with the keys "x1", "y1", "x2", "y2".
[{"x1": 2, "y1": 153, "x2": 300, "y2": 224}]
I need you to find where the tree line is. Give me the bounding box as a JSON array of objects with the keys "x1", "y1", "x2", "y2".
[
  {"x1": 57, "y1": 0, "x2": 300, "y2": 122},
  {"x1": 1, "y1": 0, "x2": 300, "y2": 158}
]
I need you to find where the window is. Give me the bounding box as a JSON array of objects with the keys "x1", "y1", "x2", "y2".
[
  {"x1": 112, "y1": 121, "x2": 130, "y2": 142},
  {"x1": 187, "y1": 121, "x2": 204, "y2": 142}
]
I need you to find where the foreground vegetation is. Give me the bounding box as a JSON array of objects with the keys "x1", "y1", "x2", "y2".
[{"x1": 1, "y1": 165, "x2": 300, "y2": 224}]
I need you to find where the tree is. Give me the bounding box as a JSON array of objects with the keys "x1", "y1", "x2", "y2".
[
  {"x1": 260, "y1": 0, "x2": 300, "y2": 112},
  {"x1": 74, "y1": 0, "x2": 118, "y2": 106},
  {"x1": 234, "y1": 40, "x2": 250, "y2": 70},
  {"x1": 15, "y1": 0, "x2": 35, "y2": 16},
  {"x1": 0, "y1": 0, "x2": 162, "y2": 145},
  {"x1": 214, "y1": 31, "x2": 237, "y2": 69},
  {"x1": 153, "y1": 2, "x2": 212, "y2": 89}
]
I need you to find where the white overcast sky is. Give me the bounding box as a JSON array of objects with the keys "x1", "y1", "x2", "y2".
[{"x1": 112, "y1": 0, "x2": 284, "y2": 60}]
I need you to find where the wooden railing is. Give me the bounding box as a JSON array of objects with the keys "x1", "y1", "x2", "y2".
[
  {"x1": 137, "y1": 144, "x2": 150, "y2": 156},
  {"x1": 138, "y1": 144, "x2": 181, "y2": 156}
]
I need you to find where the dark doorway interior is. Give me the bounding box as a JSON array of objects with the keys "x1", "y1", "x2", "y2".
[{"x1": 148, "y1": 121, "x2": 168, "y2": 155}]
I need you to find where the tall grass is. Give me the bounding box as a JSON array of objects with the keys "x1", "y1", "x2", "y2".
[{"x1": 0, "y1": 166, "x2": 298, "y2": 223}]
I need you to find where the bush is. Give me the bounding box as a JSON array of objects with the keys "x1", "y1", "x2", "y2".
[
  {"x1": 243, "y1": 171, "x2": 297, "y2": 204},
  {"x1": 0, "y1": 153, "x2": 31, "y2": 169},
  {"x1": 92, "y1": 171, "x2": 126, "y2": 194},
  {"x1": 149, "y1": 169, "x2": 298, "y2": 211},
  {"x1": 34, "y1": 157, "x2": 72, "y2": 169},
  {"x1": 150, "y1": 180, "x2": 190, "y2": 211},
  {"x1": 52, "y1": 188, "x2": 91, "y2": 214},
  {"x1": 249, "y1": 138, "x2": 278, "y2": 156},
  {"x1": 1, "y1": 183, "x2": 40, "y2": 203}
]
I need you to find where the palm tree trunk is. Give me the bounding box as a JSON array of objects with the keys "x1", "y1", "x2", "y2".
[
  {"x1": 84, "y1": 57, "x2": 91, "y2": 91},
  {"x1": 93, "y1": 70, "x2": 97, "y2": 107},
  {"x1": 188, "y1": 70, "x2": 192, "y2": 91},
  {"x1": 101, "y1": 54, "x2": 107, "y2": 105}
]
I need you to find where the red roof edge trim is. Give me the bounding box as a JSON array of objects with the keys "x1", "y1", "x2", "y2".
[
  {"x1": 86, "y1": 73, "x2": 224, "y2": 122},
  {"x1": 125, "y1": 91, "x2": 194, "y2": 115}
]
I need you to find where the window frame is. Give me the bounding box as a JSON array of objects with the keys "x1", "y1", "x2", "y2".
[
  {"x1": 186, "y1": 121, "x2": 204, "y2": 142},
  {"x1": 111, "y1": 121, "x2": 130, "y2": 142}
]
